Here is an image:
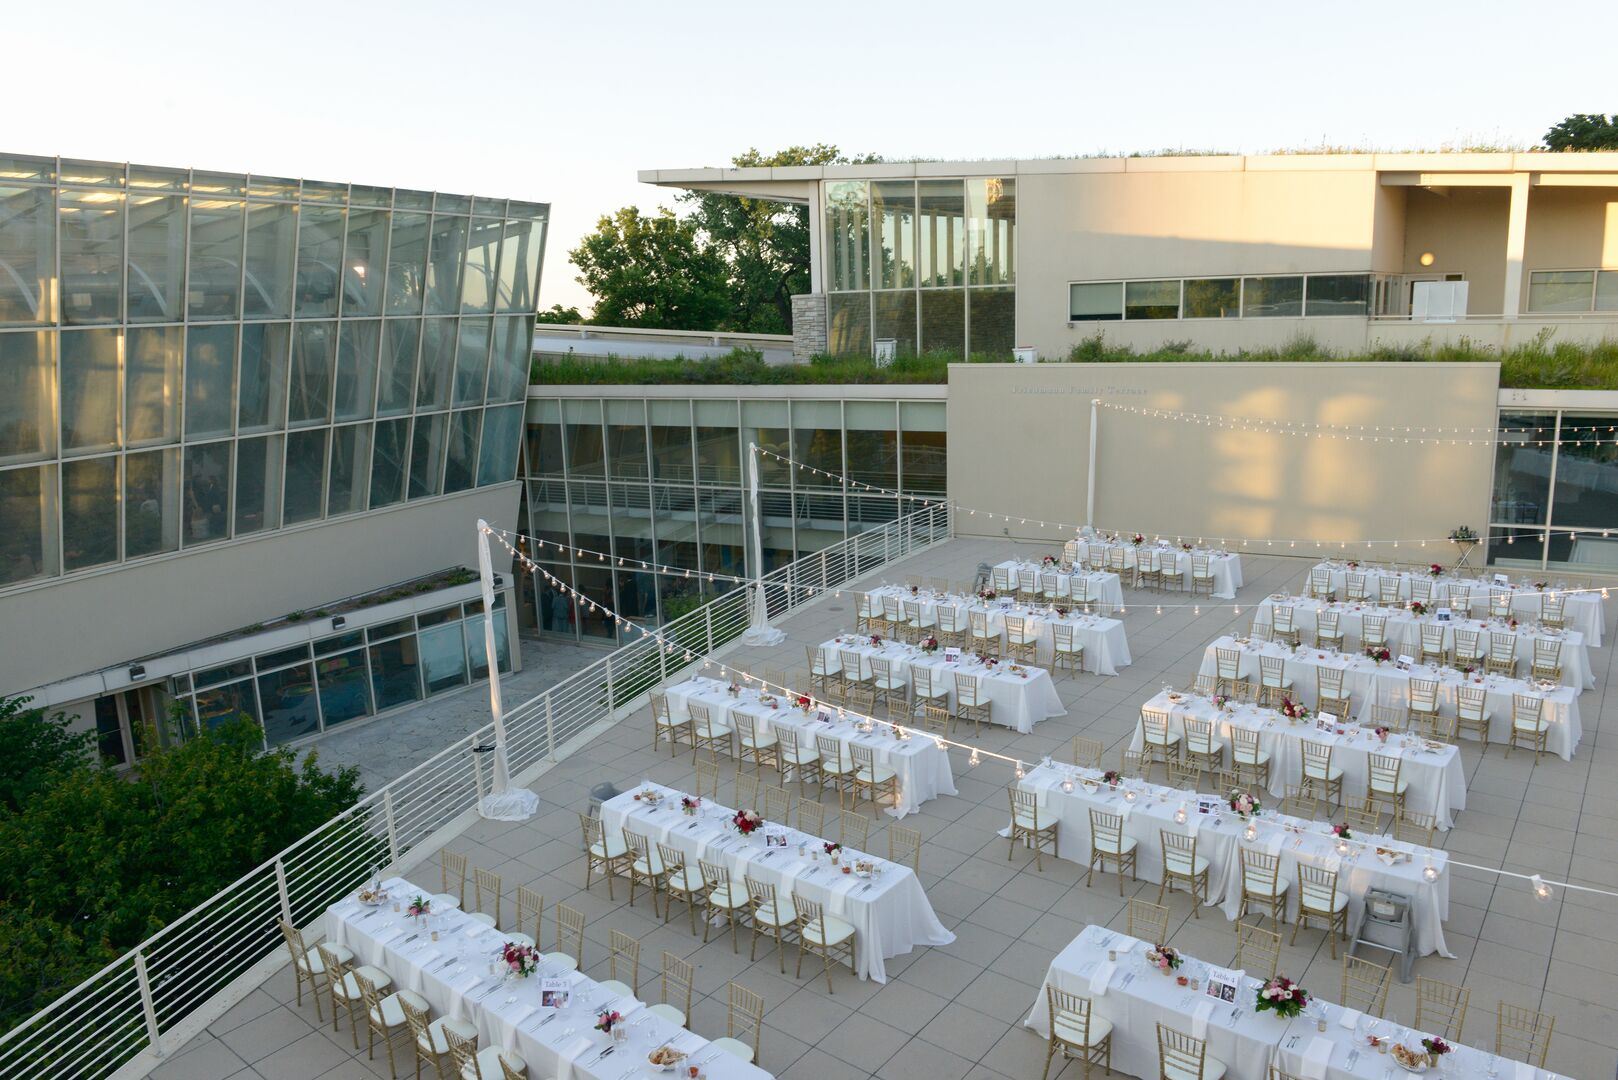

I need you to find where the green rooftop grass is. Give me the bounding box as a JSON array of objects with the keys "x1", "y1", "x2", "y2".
[{"x1": 530, "y1": 333, "x2": 1618, "y2": 390}]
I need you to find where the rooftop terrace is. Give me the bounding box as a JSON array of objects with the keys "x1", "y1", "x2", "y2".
[{"x1": 145, "y1": 537, "x2": 1616, "y2": 1080}]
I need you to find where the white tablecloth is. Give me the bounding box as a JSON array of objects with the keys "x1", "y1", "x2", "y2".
[
  {"x1": 662, "y1": 677, "x2": 957, "y2": 817},
  {"x1": 874, "y1": 589, "x2": 1132, "y2": 676},
  {"x1": 1306, "y1": 561, "x2": 1605, "y2": 647},
  {"x1": 328, "y1": 878, "x2": 770, "y2": 1080},
  {"x1": 1028, "y1": 926, "x2": 1552, "y2": 1080},
  {"x1": 1074, "y1": 541, "x2": 1244, "y2": 599},
  {"x1": 1198, "y1": 635, "x2": 1584, "y2": 761},
  {"x1": 1258, "y1": 595, "x2": 1593, "y2": 691},
  {"x1": 819, "y1": 637, "x2": 1066, "y2": 733},
  {"x1": 1129, "y1": 689, "x2": 1466, "y2": 830},
  {"x1": 601, "y1": 783, "x2": 953, "y2": 982},
  {"x1": 1007, "y1": 763, "x2": 1452, "y2": 958},
  {"x1": 990, "y1": 562, "x2": 1127, "y2": 610}
]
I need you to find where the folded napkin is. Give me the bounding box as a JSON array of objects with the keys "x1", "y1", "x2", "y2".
[
  {"x1": 412, "y1": 948, "x2": 441, "y2": 969},
  {"x1": 1026, "y1": 780, "x2": 1051, "y2": 810},
  {"x1": 1265, "y1": 832, "x2": 1284, "y2": 856},
  {"x1": 504, "y1": 1003, "x2": 536, "y2": 1029},
  {"x1": 372, "y1": 925, "x2": 407, "y2": 947},
  {"x1": 554, "y1": 1035, "x2": 596, "y2": 1080},
  {"x1": 1300, "y1": 1036, "x2": 1334, "y2": 1080},
  {"x1": 1336, "y1": 1007, "x2": 1362, "y2": 1030},
  {"x1": 1116, "y1": 801, "x2": 1133, "y2": 823},
  {"x1": 1087, "y1": 961, "x2": 1116, "y2": 996},
  {"x1": 1181, "y1": 999, "x2": 1213, "y2": 1039},
  {"x1": 1184, "y1": 814, "x2": 1201, "y2": 838},
  {"x1": 449, "y1": 971, "x2": 482, "y2": 995}
]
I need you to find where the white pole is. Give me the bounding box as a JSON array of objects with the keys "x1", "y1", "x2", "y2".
[
  {"x1": 474, "y1": 520, "x2": 538, "y2": 820},
  {"x1": 742, "y1": 443, "x2": 785, "y2": 646},
  {"x1": 1086, "y1": 399, "x2": 1100, "y2": 530}
]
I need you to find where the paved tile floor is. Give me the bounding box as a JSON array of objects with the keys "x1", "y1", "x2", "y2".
[{"x1": 155, "y1": 539, "x2": 1616, "y2": 1080}]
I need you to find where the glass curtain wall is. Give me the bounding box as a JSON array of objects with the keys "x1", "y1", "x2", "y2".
[
  {"x1": 825, "y1": 177, "x2": 1016, "y2": 358},
  {"x1": 518, "y1": 395, "x2": 948, "y2": 643},
  {"x1": 0, "y1": 153, "x2": 546, "y2": 591},
  {"x1": 1487, "y1": 409, "x2": 1618, "y2": 573}
]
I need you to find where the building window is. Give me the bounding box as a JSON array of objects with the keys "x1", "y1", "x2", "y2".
[
  {"x1": 1527, "y1": 270, "x2": 1595, "y2": 313},
  {"x1": 1303, "y1": 274, "x2": 1370, "y2": 316},
  {"x1": 1488, "y1": 409, "x2": 1618, "y2": 573},
  {"x1": 1124, "y1": 280, "x2": 1180, "y2": 320},
  {"x1": 1241, "y1": 276, "x2": 1303, "y2": 317},
  {"x1": 1183, "y1": 278, "x2": 1240, "y2": 319},
  {"x1": 1069, "y1": 282, "x2": 1123, "y2": 321}
]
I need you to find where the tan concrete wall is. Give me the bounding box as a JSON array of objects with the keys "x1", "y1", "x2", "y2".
[
  {"x1": 945, "y1": 363, "x2": 1499, "y2": 555},
  {"x1": 1524, "y1": 187, "x2": 1618, "y2": 278},
  {"x1": 0, "y1": 484, "x2": 520, "y2": 696},
  {"x1": 1400, "y1": 187, "x2": 1509, "y2": 313}
]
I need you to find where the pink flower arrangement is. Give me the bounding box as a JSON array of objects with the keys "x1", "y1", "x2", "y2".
[
  {"x1": 1331, "y1": 823, "x2": 1352, "y2": 839},
  {"x1": 1254, "y1": 975, "x2": 1309, "y2": 1017},
  {"x1": 1365, "y1": 646, "x2": 1391, "y2": 663},
  {"x1": 1212, "y1": 693, "x2": 1233, "y2": 709},
  {"x1": 823, "y1": 841, "x2": 842, "y2": 856},
  {"x1": 1102, "y1": 770, "x2": 1121, "y2": 785},
  {"x1": 732, "y1": 809, "x2": 762, "y2": 835},
  {"x1": 1145, "y1": 945, "x2": 1182, "y2": 971},
  {"x1": 1408, "y1": 599, "x2": 1428, "y2": 616},
  {"x1": 870, "y1": 634, "x2": 882, "y2": 647},
  {"x1": 680, "y1": 795, "x2": 701, "y2": 815},
  {"x1": 1373, "y1": 726, "x2": 1389, "y2": 742},
  {"x1": 1429, "y1": 563, "x2": 1443, "y2": 577},
  {"x1": 1279, "y1": 696, "x2": 1309, "y2": 721},
  {"x1": 594, "y1": 1009, "x2": 623, "y2": 1034},
  {"x1": 1041, "y1": 555, "x2": 1057, "y2": 567},
  {"x1": 1228, "y1": 789, "x2": 1260, "y2": 818},
  {"x1": 1181, "y1": 542, "x2": 1193, "y2": 552},
  {"x1": 919, "y1": 636, "x2": 939, "y2": 653},
  {"x1": 977, "y1": 587, "x2": 998, "y2": 600},
  {"x1": 406, "y1": 895, "x2": 432, "y2": 918},
  {"x1": 1131, "y1": 533, "x2": 1145, "y2": 546},
  {"x1": 1421, "y1": 1036, "x2": 1453, "y2": 1057},
  {"x1": 501, "y1": 941, "x2": 540, "y2": 978},
  {"x1": 795, "y1": 694, "x2": 812, "y2": 711}
]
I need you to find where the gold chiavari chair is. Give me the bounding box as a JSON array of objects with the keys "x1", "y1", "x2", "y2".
[
  {"x1": 1362, "y1": 612, "x2": 1390, "y2": 653},
  {"x1": 776, "y1": 726, "x2": 820, "y2": 797},
  {"x1": 1051, "y1": 622, "x2": 1085, "y2": 677},
  {"x1": 1086, "y1": 807, "x2": 1137, "y2": 894},
  {"x1": 1120, "y1": 748, "x2": 1147, "y2": 778},
  {"x1": 795, "y1": 896, "x2": 857, "y2": 994},
  {"x1": 929, "y1": 575, "x2": 950, "y2": 593},
  {"x1": 1407, "y1": 678, "x2": 1440, "y2": 732},
  {"x1": 599, "y1": 929, "x2": 641, "y2": 998},
  {"x1": 1315, "y1": 610, "x2": 1345, "y2": 651},
  {"x1": 968, "y1": 609, "x2": 996, "y2": 656},
  {"x1": 734, "y1": 770, "x2": 761, "y2": 812},
  {"x1": 688, "y1": 701, "x2": 734, "y2": 763},
  {"x1": 1394, "y1": 808, "x2": 1436, "y2": 848},
  {"x1": 1230, "y1": 727, "x2": 1271, "y2": 790},
  {"x1": 1300, "y1": 741, "x2": 1344, "y2": 810},
  {"x1": 1344, "y1": 798, "x2": 1383, "y2": 835},
  {"x1": 881, "y1": 595, "x2": 907, "y2": 642},
  {"x1": 1167, "y1": 760, "x2": 1201, "y2": 791},
  {"x1": 697, "y1": 859, "x2": 749, "y2": 952},
  {"x1": 508, "y1": 885, "x2": 542, "y2": 949},
  {"x1": 743, "y1": 877, "x2": 798, "y2": 973},
  {"x1": 1009, "y1": 784, "x2": 1059, "y2": 871},
  {"x1": 579, "y1": 813, "x2": 629, "y2": 900},
  {"x1": 1071, "y1": 735, "x2": 1104, "y2": 769},
  {"x1": 953, "y1": 671, "x2": 991, "y2": 735},
  {"x1": 1292, "y1": 863, "x2": 1348, "y2": 957},
  {"x1": 1258, "y1": 656, "x2": 1294, "y2": 708},
  {"x1": 845, "y1": 684, "x2": 875, "y2": 720},
  {"x1": 1414, "y1": 976, "x2": 1469, "y2": 1042},
  {"x1": 1182, "y1": 716, "x2": 1224, "y2": 786},
  {"x1": 1316, "y1": 668, "x2": 1350, "y2": 721},
  {"x1": 1127, "y1": 897, "x2": 1171, "y2": 945},
  {"x1": 1418, "y1": 625, "x2": 1446, "y2": 667},
  {"x1": 435, "y1": 849, "x2": 468, "y2": 911},
  {"x1": 854, "y1": 592, "x2": 878, "y2": 634},
  {"x1": 648, "y1": 951, "x2": 694, "y2": 1027},
  {"x1": 1345, "y1": 571, "x2": 1368, "y2": 602},
  {"x1": 651, "y1": 691, "x2": 694, "y2": 756},
  {"x1": 1140, "y1": 707, "x2": 1181, "y2": 780},
  {"x1": 1410, "y1": 577, "x2": 1434, "y2": 606},
  {"x1": 869, "y1": 656, "x2": 906, "y2": 717},
  {"x1": 1214, "y1": 646, "x2": 1246, "y2": 698},
  {"x1": 903, "y1": 598, "x2": 937, "y2": 644},
  {"x1": 658, "y1": 842, "x2": 704, "y2": 935},
  {"x1": 694, "y1": 757, "x2": 722, "y2": 800},
  {"x1": 1370, "y1": 704, "x2": 1404, "y2": 735},
  {"x1": 839, "y1": 807, "x2": 871, "y2": 849},
  {"x1": 1159, "y1": 829, "x2": 1209, "y2": 915},
  {"x1": 279, "y1": 918, "x2": 343, "y2": 1021},
  {"x1": 1157, "y1": 1024, "x2": 1226, "y2": 1080},
  {"x1": 443, "y1": 1023, "x2": 527, "y2": 1080},
  {"x1": 919, "y1": 702, "x2": 951, "y2": 737},
  {"x1": 1271, "y1": 604, "x2": 1302, "y2": 647},
  {"x1": 1454, "y1": 628, "x2": 1486, "y2": 670},
  {"x1": 1485, "y1": 632, "x2": 1517, "y2": 677},
  {"x1": 1309, "y1": 566, "x2": 1335, "y2": 601},
  {"x1": 1455, "y1": 684, "x2": 1490, "y2": 750},
  {"x1": 1507, "y1": 693, "x2": 1550, "y2": 760},
  {"x1": 353, "y1": 966, "x2": 431, "y2": 1078},
  {"x1": 1539, "y1": 591, "x2": 1567, "y2": 630},
  {"x1": 1042, "y1": 985, "x2": 1114, "y2": 1080},
  {"x1": 1366, "y1": 752, "x2": 1408, "y2": 817},
  {"x1": 1004, "y1": 614, "x2": 1039, "y2": 664},
  {"x1": 936, "y1": 605, "x2": 965, "y2": 649},
  {"x1": 1238, "y1": 849, "x2": 1288, "y2": 925},
  {"x1": 1531, "y1": 637, "x2": 1563, "y2": 683},
  {"x1": 547, "y1": 902, "x2": 585, "y2": 971},
  {"x1": 1190, "y1": 553, "x2": 1216, "y2": 597},
  {"x1": 1249, "y1": 618, "x2": 1273, "y2": 643},
  {"x1": 1280, "y1": 785, "x2": 1319, "y2": 821},
  {"x1": 1378, "y1": 578, "x2": 1401, "y2": 606},
  {"x1": 815, "y1": 732, "x2": 855, "y2": 806},
  {"x1": 1340, "y1": 954, "x2": 1392, "y2": 1015},
  {"x1": 761, "y1": 784, "x2": 793, "y2": 826},
  {"x1": 1234, "y1": 919, "x2": 1281, "y2": 979},
  {"x1": 850, "y1": 743, "x2": 898, "y2": 817},
  {"x1": 806, "y1": 645, "x2": 834, "y2": 699},
  {"x1": 401, "y1": 993, "x2": 478, "y2": 1080},
  {"x1": 734, "y1": 712, "x2": 779, "y2": 777},
  {"x1": 468, "y1": 867, "x2": 500, "y2": 928},
  {"x1": 888, "y1": 823, "x2": 922, "y2": 872},
  {"x1": 1190, "y1": 673, "x2": 1218, "y2": 696},
  {"x1": 910, "y1": 665, "x2": 948, "y2": 717},
  {"x1": 797, "y1": 797, "x2": 826, "y2": 837},
  {"x1": 839, "y1": 648, "x2": 871, "y2": 701},
  {"x1": 1496, "y1": 1001, "x2": 1554, "y2": 1068}
]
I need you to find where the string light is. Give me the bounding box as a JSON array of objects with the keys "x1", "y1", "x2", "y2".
[{"x1": 1096, "y1": 401, "x2": 1618, "y2": 446}]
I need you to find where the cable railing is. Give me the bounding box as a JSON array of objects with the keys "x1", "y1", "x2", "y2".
[{"x1": 0, "y1": 500, "x2": 951, "y2": 1079}]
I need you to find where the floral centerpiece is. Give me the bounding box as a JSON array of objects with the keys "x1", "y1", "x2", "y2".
[
  {"x1": 731, "y1": 808, "x2": 762, "y2": 835},
  {"x1": 1228, "y1": 789, "x2": 1260, "y2": 818},
  {"x1": 981, "y1": 655, "x2": 999, "y2": 668},
  {"x1": 501, "y1": 941, "x2": 540, "y2": 978},
  {"x1": 1181, "y1": 542, "x2": 1194, "y2": 552},
  {"x1": 1102, "y1": 770, "x2": 1122, "y2": 786},
  {"x1": 796, "y1": 694, "x2": 812, "y2": 713},
  {"x1": 680, "y1": 795, "x2": 701, "y2": 816},
  {"x1": 594, "y1": 1009, "x2": 623, "y2": 1034},
  {"x1": 869, "y1": 634, "x2": 882, "y2": 647},
  {"x1": 909, "y1": 583, "x2": 919, "y2": 595},
  {"x1": 1533, "y1": 580, "x2": 1547, "y2": 591},
  {"x1": 1145, "y1": 944, "x2": 1182, "y2": 973},
  {"x1": 1373, "y1": 725, "x2": 1389, "y2": 743},
  {"x1": 1421, "y1": 1036, "x2": 1453, "y2": 1064},
  {"x1": 1041, "y1": 554, "x2": 1057, "y2": 567},
  {"x1": 1254, "y1": 975, "x2": 1309, "y2": 1018},
  {"x1": 1408, "y1": 599, "x2": 1428, "y2": 617},
  {"x1": 1346, "y1": 560, "x2": 1359, "y2": 569},
  {"x1": 1428, "y1": 563, "x2": 1443, "y2": 577},
  {"x1": 1331, "y1": 823, "x2": 1352, "y2": 840},
  {"x1": 1507, "y1": 617, "x2": 1519, "y2": 630},
  {"x1": 823, "y1": 841, "x2": 842, "y2": 857},
  {"x1": 1054, "y1": 606, "x2": 1069, "y2": 618},
  {"x1": 1131, "y1": 533, "x2": 1145, "y2": 546},
  {"x1": 1365, "y1": 646, "x2": 1392, "y2": 664},
  {"x1": 918, "y1": 635, "x2": 939, "y2": 653},
  {"x1": 727, "y1": 682, "x2": 740, "y2": 697},
  {"x1": 1278, "y1": 696, "x2": 1309, "y2": 721},
  {"x1": 977, "y1": 587, "x2": 998, "y2": 601},
  {"x1": 406, "y1": 895, "x2": 432, "y2": 918},
  {"x1": 1212, "y1": 692, "x2": 1233, "y2": 710}
]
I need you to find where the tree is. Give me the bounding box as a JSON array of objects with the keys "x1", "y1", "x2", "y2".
[
  {"x1": 0, "y1": 695, "x2": 93, "y2": 814},
  {"x1": 0, "y1": 703, "x2": 365, "y2": 1030},
  {"x1": 1543, "y1": 114, "x2": 1618, "y2": 151},
  {"x1": 569, "y1": 207, "x2": 730, "y2": 330},
  {"x1": 534, "y1": 303, "x2": 583, "y2": 324}
]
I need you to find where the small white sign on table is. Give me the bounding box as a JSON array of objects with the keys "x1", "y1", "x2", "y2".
[{"x1": 1205, "y1": 965, "x2": 1243, "y2": 1003}]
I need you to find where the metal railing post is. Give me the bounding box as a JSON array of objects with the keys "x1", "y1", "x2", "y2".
[
  {"x1": 819, "y1": 550, "x2": 828, "y2": 591},
  {"x1": 545, "y1": 691, "x2": 557, "y2": 762},
  {"x1": 604, "y1": 657, "x2": 616, "y2": 711},
  {"x1": 382, "y1": 789, "x2": 400, "y2": 865},
  {"x1": 658, "y1": 638, "x2": 669, "y2": 684},
  {"x1": 471, "y1": 743, "x2": 486, "y2": 799},
  {"x1": 133, "y1": 952, "x2": 163, "y2": 1057},
  {"x1": 704, "y1": 606, "x2": 715, "y2": 655},
  {"x1": 273, "y1": 859, "x2": 293, "y2": 925}
]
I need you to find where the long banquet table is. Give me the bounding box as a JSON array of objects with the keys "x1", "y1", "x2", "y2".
[
  {"x1": 819, "y1": 635, "x2": 1067, "y2": 733},
  {"x1": 1071, "y1": 540, "x2": 1245, "y2": 599},
  {"x1": 871, "y1": 586, "x2": 1134, "y2": 675},
  {"x1": 1256, "y1": 594, "x2": 1593, "y2": 691},
  {"x1": 1009, "y1": 762, "x2": 1452, "y2": 957},
  {"x1": 661, "y1": 676, "x2": 957, "y2": 817},
  {"x1": 1128, "y1": 688, "x2": 1466, "y2": 830},
  {"x1": 1197, "y1": 635, "x2": 1583, "y2": 760},
  {"x1": 601, "y1": 782, "x2": 953, "y2": 982},
  {"x1": 1304, "y1": 560, "x2": 1606, "y2": 647},
  {"x1": 1026, "y1": 925, "x2": 1553, "y2": 1080},
  {"x1": 990, "y1": 561, "x2": 1127, "y2": 610},
  {"x1": 328, "y1": 878, "x2": 771, "y2": 1080}
]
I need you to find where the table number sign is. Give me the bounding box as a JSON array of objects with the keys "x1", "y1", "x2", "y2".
[
  {"x1": 1396, "y1": 654, "x2": 1414, "y2": 671},
  {"x1": 1204, "y1": 965, "x2": 1243, "y2": 1003},
  {"x1": 1494, "y1": 573, "x2": 1510, "y2": 586},
  {"x1": 943, "y1": 647, "x2": 962, "y2": 663},
  {"x1": 1315, "y1": 715, "x2": 1337, "y2": 733},
  {"x1": 540, "y1": 979, "x2": 571, "y2": 1008},
  {"x1": 1196, "y1": 795, "x2": 1222, "y2": 816},
  {"x1": 1436, "y1": 607, "x2": 1452, "y2": 622},
  {"x1": 814, "y1": 710, "x2": 832, "y2": 724}
]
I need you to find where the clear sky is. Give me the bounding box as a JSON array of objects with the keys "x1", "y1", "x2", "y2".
[{"x1": 7, "y1": 0, "x2": 1609, "y2": 315}]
